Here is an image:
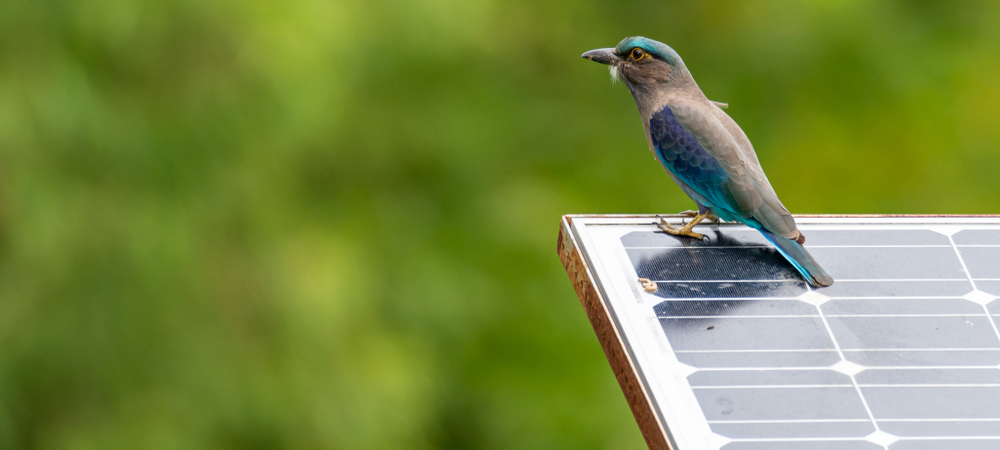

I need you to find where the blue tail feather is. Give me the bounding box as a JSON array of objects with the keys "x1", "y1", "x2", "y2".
[{"x1": 758, "y1": 229, "x2": 834, "y2": 287}]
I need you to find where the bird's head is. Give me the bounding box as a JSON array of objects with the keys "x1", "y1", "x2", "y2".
[{"x1": 582, "y1": 36, "x2": 686, "y2": 89}]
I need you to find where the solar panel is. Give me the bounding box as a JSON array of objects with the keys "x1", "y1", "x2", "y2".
[{"x1": 557, "y1": 215, "x2": 1000, "y2": 450}]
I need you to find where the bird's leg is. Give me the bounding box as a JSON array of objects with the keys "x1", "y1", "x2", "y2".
[
  {"x1": 676, "y1": 212, "x2": 710, "y2": 234},
  {"x1": 679, "y1": 209, "x2": 721, "y2": 224},
  {"x1": 657, "y1": 214, "x2": 707, "y2": 240}
]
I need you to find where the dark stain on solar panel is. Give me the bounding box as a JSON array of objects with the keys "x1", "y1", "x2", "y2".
[
  {"x1": 650, "y1": 281, "x2": 808, "y2": 298},
  {"x1": 621, "y1": 228, "x2": 771, "y2": 248},
  {"x1": 626, "y1": 228, "x2": 804, "y2": 283}
]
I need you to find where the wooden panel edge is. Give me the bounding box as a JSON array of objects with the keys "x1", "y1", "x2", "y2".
[{"x1": 556, "y1": 215, "x2": 671, "y2": 450}]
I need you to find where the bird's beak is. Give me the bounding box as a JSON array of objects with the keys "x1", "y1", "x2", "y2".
[{"x1": 581, "y1": 48, "x2": 621, "y2": 65}]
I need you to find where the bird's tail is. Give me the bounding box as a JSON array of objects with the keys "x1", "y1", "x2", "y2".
[{"x1": 759, "y1": 229, "x2": 834, "y2": 287}]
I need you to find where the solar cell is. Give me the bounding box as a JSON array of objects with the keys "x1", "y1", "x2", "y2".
[{"x1": 557, "y1": 215, "x2": 1000, "y2": 450}]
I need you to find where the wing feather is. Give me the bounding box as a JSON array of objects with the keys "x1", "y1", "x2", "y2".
[{"x1": 665, "y1": 102, "x2": 799, "y2": 239}]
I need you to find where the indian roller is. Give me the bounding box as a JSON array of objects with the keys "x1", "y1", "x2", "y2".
[{"x1": 582, "y1": 36, "x2": 833, "y2": 287}]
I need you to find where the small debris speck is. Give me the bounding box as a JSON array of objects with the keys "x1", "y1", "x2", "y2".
[
  {"x1": 707, "y1": 325, "x2": 715, "y2": 330},
  {"x1": 637, "y1": 278, "x2": 657, "y2": 293}
]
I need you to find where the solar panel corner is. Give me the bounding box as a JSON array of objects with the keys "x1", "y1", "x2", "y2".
[{"x1": 557, "y1": 214, "x2": 1000, "y2": 450}]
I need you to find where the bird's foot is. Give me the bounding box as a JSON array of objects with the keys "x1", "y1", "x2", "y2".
[{"x1": 657, "y1": 215, "x2": 706, "y2": 240}]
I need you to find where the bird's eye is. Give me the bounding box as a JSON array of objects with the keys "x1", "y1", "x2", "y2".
[{"x1": 631, "y1": 48, "x2": 645, "y2": 60}]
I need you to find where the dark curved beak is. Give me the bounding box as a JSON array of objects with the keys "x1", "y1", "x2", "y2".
[{"x1": 581, "y1": 48, "x2": 621, "y2": 65}]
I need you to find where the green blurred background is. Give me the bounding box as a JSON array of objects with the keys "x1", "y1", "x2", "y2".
[{"x1": 1, "y1": 0, "x2": 999, "y2": 448}]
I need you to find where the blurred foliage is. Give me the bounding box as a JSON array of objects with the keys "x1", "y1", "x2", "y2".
[{"x1": 0, "y1": 0, "x2": 999, "y2": 449}]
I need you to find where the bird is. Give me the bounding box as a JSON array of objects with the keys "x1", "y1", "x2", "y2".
[{"x1": 582, "y1": 36, "x2": 833, "y2": 287}]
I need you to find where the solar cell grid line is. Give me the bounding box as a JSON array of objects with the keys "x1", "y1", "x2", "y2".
[{"x1": 558, "y1": 215, "x2": 1000, "y2": 450}]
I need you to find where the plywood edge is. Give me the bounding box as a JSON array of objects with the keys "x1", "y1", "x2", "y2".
[{"x1": 556, "y1": 215, "x2": 671, "y2": 450}]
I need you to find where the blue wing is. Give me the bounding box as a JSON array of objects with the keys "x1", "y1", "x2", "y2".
[{"x1": 648, "y1": 105, "x2": 736, "y2": 220}]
